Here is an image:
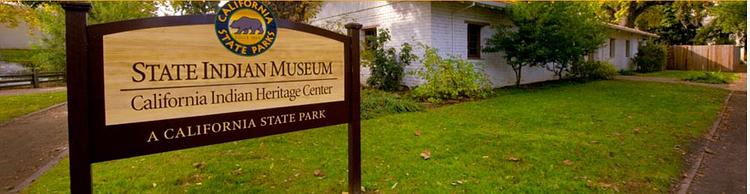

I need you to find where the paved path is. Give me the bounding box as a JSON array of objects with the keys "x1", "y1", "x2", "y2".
[
  {"x1": 0, "y1": 87, "x2": 66, "y2": 97},
  {"x1": 0, "y1": 104, "x2": 68, "y2": 193},
  {"x1": 615, "y1": 75, "x2": 745, "y2": 91},
  {"x1": 687, "y1": 91, "x2": 746, "y2": 194}
]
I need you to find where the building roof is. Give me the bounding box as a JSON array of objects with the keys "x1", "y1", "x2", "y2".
[{"x1": 605, "y1": 23, "x2": 659, "y2": 38}]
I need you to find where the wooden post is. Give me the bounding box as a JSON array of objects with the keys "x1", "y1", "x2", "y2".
[
  {"x1": 345, "y1": 23, "x2": 362, "y2": 194},
  {"x1": 31, "y1": 67, "x2": 38, "y2": 88},
  {"x1": 62, "y1": 2, "x2": 92, "y2": 194}
]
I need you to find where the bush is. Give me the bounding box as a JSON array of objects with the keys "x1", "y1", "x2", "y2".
[
  {"x1": 633, "y1": 41, "x2": 668, "y2": 73},
  {"x1": 361, "y1": 29, "x2": 417, "y2": 91},
  {"x1": 683, "y1": 72, "x2": 739, "y2": 84},
  {"x1": 361, "y1": 88, "x2": 423, "y2": 119},
  {"x1": 412, "y1": 46, "x2": 492, "y2": 103},
  {"x1": 570, "y1": 61, "x2": 618, "y2": 80},
  {"x1": 618, "y1": 69, "x2": 637, "y2": 75}
]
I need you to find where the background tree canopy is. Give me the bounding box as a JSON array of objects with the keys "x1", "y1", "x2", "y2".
[{"x1": 0, "y1": 1, "x2": 323, "y2": 71}]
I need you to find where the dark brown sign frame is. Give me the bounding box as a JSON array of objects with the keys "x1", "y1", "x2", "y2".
[{"x1": 62, "y1": 3, "x2": 362, "y2": 194}]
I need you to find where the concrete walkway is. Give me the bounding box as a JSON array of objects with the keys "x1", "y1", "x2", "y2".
[
  {"x1": 0, "y1": 87, "x2": 66, "y2": 97},
  {"x1": 687, "y1": 90, "x2": 746, "y2": 194},
  {"x1": 0, "y1": 104, "x2": 68, "y2": 193},
  {"x1": 615, "y1": 74, "x2": 746, "y2": 91}
]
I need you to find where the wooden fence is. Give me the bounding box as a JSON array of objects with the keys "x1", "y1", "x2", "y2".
[
  {"x1": 0, "y1": 70, "x2": 65, "y2": 88},
  {"x1": 667, "y1": 45, "x2": 743, "y2": 72}
]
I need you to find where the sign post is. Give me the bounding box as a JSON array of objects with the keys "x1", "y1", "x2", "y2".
[
  {"x1": 62, "y1": 2, "x2": 362, "y2": 193},
  {"x1": 62, "y1": 3, "x2": 93, "y2": 193}
]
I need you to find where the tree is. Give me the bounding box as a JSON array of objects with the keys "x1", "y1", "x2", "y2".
[
  {"x1": 261, "y1": 1, "x2": 322, "y2": 23},
  {"x1": 707, "y1": 1, "x2": 746, "y2": 47},
  {"x1": 30, "y1": 2, "x2": 157, "y2": 71},
  {"x1": 169, "y1": 0, "x2": 220, "y2": 15},
  {"x1": 597, "y1": 1, "x2": 669, "y2": 28},
  {"x1": 164, "y1": 1, "x2": 322, "y2": 23},
  {"x1": 484, "y1": 2, "x2": 607, "y2": 86}
]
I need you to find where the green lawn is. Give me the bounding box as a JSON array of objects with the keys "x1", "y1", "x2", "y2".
[
  {"x1": 0, "y1": 91, "x2": 67, "y2": 124},
  {"x1": 0, "y1": 49, "x2": 35, "y2": 63},
  {"x1": 25, "y1": 80, "x2": 727, "y2": 193},
  {"x1": 639, "y1": 70, "x2": 739, "y2": 83}
]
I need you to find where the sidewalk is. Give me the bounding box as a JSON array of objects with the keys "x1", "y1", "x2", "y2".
[
  {"x1": 0, "y1": 87, "x2": 66, "y2": 97},
  {"x1": 0, "y1": 104, "x2": 68, "y2": 193}
]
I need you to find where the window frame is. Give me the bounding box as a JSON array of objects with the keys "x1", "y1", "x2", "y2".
[
  {"x1": 609, "y1": 38, "x2": 616, "y2": 59},
  {"x1": 362, "y1": 27, "x2": 377, "y2": 50},
  {"x1": 625, "y1": 40, "x2": 631, "y2": 57},
  {"x1": 466, "y1": 22, "x2": 485, "y2": 59}
]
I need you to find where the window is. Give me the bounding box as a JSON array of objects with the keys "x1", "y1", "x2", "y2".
[
  {"x1": 609, "y1": 38, "x2": 616, "y2": 58},
  {"x1": 625, "y1": 40, "x2": 631, "y2": 57},
  {"x1": 467, "y1": 23, "x2": 483, "y2": 59},
  {"x1": 363, "y1": 27, "x2": 377, "y2": 50}
]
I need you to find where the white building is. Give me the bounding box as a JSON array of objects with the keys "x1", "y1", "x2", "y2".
[{"x1": 311, "y1": 1, "x2": 658, "y2": 88}]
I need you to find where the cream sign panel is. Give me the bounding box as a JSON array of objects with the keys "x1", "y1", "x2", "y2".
[{"x1": 103, "y1": 25, "x2": 345, "y2": 125}]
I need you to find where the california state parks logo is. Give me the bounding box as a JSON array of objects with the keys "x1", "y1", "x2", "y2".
[{"x1": 215, "y1": 1, "x2": 277, "y2": 57}]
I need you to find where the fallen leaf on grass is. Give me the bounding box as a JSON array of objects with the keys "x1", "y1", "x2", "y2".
[
  {"x1": 420, "y1": 150, "x2": 431, "y2": 160},
  {"x1": 314, "y1": 169, "x2": 325, "y2": 177},
  {"x1": 414, "y1": 130, "x2": 422, "y2": 136},
  {"x1": 563, "y1": 160, "x2": 573, "y2": 165},
  {"x1": 633, "y1": 128, "x2": 641, "y2": 134},
  {"x1": 451, "y1": 180, "x2": 464, "y2": 186},
  {"x1": 192, "y1": 161, "x2": 206, "y2": 169},
  {"x1": 482, "y1": 155, "x2": 489, "y2": 159},
  {"x1": 506, "y1": 156, "x2": 520, "y2": 162}
]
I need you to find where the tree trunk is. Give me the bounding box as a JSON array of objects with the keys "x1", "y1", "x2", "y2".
[{"x1": 514, "y1": 66, "x2": 522, "y2": 87}]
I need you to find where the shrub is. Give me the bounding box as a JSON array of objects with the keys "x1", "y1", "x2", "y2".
[
  {"x1": 361, "y1": 29, "x2": 417, "y2": 91},
  {"x1": 361, "y1": 88, "x2": 423, "y2": 119},
  {"x1": 570, "y1": 61, "x2": 618, "y2": 80},
  {"x1": 618, "y1": 69, "x2": 637, "y2": 76},
  {"x1": 412, "y1": 46, "x2": 493, "y2": 103},
  {"x1": 683, "y1": 72, "x2": 739, "y2": 84},
  {"x1": 633, "y1": 41, "x2": 668, "y2": 73}
]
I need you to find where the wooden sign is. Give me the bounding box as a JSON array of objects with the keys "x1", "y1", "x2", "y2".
[{"x1": 62, "y1": 2, "x2": 362, "y2": 193}]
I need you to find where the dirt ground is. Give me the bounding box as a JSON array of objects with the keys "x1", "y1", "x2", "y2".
[
  {"x1": 687, "y1": 91, "x2": 747, "y2": 194},
  {"x1": 0, "y1": 104, "x2": 68, "y2": 193}
]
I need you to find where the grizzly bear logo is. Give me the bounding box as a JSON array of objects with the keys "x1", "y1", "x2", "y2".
[{"x1": 230, "y1": 17, "x2": 264, "y2": 34}]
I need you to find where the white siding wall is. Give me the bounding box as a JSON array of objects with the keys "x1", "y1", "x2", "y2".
[
  {"x1": 593, "y1": 31, "x2": 648, "y2": 70},
  {"x1": 311, "y1": 2, "x2": 432, "y2": 86},
  {"x1": 430, "y1": 2, "x2": 555, "y2": 87},
  {"x1": 0, "y1": 21, "x2": 38, "y2": 49},
  {"x1": 312, "y1": 2, "x2": 654, "y2": 88}
]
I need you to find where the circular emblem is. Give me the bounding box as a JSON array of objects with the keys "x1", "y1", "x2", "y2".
[{"x1": 215, "y1": 1, "x2": 277, "y2": 57}]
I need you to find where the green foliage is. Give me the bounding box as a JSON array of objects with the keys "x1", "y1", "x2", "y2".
[
  {"x1": 618, "y1": 69, "x2": 637, "y2": 76},
  {"x1": 633, "y1": 41, "x2": 668, "y2": 73},
  {"x1": 413, "y1": 46, "x2": 492, "y2": 103},
  {"x1": 0, "y1": 49, "x2": 35, "y2": 63},
  {"x1": 361, "y1": 29, "x2": 417, "y2": 91},
  {"x1": 683, "y1": 71, "x2": 739, "y2": 84},
  {"x1": 484, "y1": 2, "x2": 607, "y2": 85},
  {"x1": 361, "y1": 88, "x2": 423, "y2": 119},
  {"x1": 706, "y1": 1, "x2": 746, "y2": 47},
  {"x1": 29, "y1": 2, "x2": 157, "y2": 71},
  {"x1": 261, "y1": 1, "x2": 322, "y2": 23},
  {"x1": 168, "y1": 1, "x2": 220, "y2": 15},
  {"x1": 570, "y1": 61, "x2": 618, "y2": 81}
]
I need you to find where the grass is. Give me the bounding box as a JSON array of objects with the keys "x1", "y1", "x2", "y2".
[
  {"x1": 0, "y1": 49, "x2": 35, "y2": 63},
  {"x1": 638, "y1": 70, "x2": 739, "y2": 84},
  {"x1": 25, "y1": 80, "x2": 728, "y2": 193},
  {"x1": 0, "y1": 91, "x2": 67, "y2": 124},
  {"x1": 361, "y1": 88, "x2": 423, "y2": 119}
]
